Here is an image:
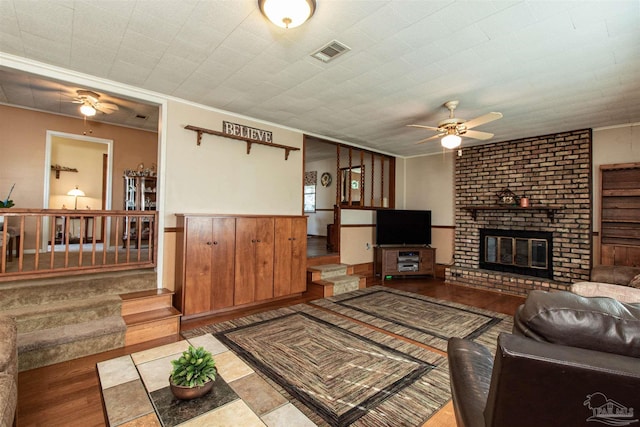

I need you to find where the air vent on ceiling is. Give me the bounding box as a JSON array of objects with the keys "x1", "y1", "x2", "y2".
[{"x1": 310, "y1": 40, "x2": 350, "y2": 63}]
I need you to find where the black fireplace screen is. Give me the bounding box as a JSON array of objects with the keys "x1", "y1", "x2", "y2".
[{"x1": 480, "y1": 229, "x2": 553, "y2": 279}]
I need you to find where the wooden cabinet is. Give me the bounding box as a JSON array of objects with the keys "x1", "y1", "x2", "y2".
[
  {"x1": 176, "y1": 216, "x2": 235, "y2": 317},
  {"x1": 234, "y1": 218, "x2": 274, "y2": 305},
  {"x1": 374, "y1": 246, "x2": 436, "y2": 279},
  {"x1": 123, "y1": 174, "x2": 157, "y2": 246},
  {"x1": 124, "y1": 174, "x2": 157, "y2": 211},
  {"x1": 175, "y1": 214, "x2": 307, "y2": 319},
  {"x1": 274, "y1": 217, "x2": 307, "y2": 297},
  {"x1": 600, "y1": 163, "x2": 640, "y2": 267}
]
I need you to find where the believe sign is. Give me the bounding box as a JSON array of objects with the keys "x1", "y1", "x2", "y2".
[{"x1": 222, "y1": 121, "x2": 273, "y2": 143}]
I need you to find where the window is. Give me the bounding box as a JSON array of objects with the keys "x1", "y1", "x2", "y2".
[{"x1": 304, "y1": 184, "x2": 316, "y2": 213}]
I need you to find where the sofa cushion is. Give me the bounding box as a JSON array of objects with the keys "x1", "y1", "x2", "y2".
[
  {"x1": 571, "y1": 281, "x2": 640, "y2": 304},
  {"x1": 591, "y1": 265, "x2": 640, "y2": 286},
  {"x1": 513, "y1": 290, "x2": 640, "y2": 358},
  {"x1": 0, "y1": 374, "x2": 16, "y2": 427},
  {"x1": 629, "y1": 273, "x2": 640, "y2": 288},
  {"x1": 0, "y1": 317, "x2": 17, "y2": 379}
]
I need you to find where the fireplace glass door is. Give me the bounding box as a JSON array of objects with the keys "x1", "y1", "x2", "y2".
[{"x1": 484, "y1": 236, "x2": 548, "y2": 270}]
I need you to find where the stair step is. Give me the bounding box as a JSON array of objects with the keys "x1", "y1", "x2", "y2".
[
  {"x1": 306, "y1": 274, "x2": 366, "y2": 298},
  {"x1": 123, "y1": 307, "x2": 182, "y2": 326},
  {"x1": 17, "y1": 316, "x2": 126, "y2": 371},
  {"x1": 6, "y1": 295, "x2": 122, "y2": 333},
  {"x1": 124, "y1": 307, "x2": 181, "y2": 346},
  {"x1": 121, "y1": 288, "x2": 174, "y2": 316},
  {"x1": 307, "y1": 263, "x2": 352, "y2": 281},
  {"x1": 0, "y1": 270, "x2": 156, "y2": 310}
]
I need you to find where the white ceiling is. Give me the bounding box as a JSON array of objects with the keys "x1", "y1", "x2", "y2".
[{"x1": 1, "y1": 0, "x2": 639, "y2": 157}]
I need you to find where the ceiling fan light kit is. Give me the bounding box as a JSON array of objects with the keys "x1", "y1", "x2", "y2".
[
  {"x1": 441, "y1": 133, "x2": 462, "y2": 149},
  {"x1": 409, "y1": 100, "x2": 503, "y2": 150},
  {"x1": 259, "y1": 0, "x2": 316, "y2": 28},
  {"x1": 73, "y1": 90, "x2": 119, "y2": 117},
  {"x1": 80, "y1": 103, "x2": 96, "y2": 117}
]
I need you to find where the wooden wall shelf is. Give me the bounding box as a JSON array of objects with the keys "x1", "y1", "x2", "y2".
[
  {"x1": 461, "y1": 205, "x2": 561, "y2": 222},
  {"x1": 185, "y1": 125, "x2": 300, "y2": 160}
]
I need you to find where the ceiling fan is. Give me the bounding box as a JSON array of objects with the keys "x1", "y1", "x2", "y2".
[
  {"x1": 72, "y1": 90, "x2": 119, "y2": 117},
  {"x1": 408, "y1": 100, "x2": 503, "y2": 149}
]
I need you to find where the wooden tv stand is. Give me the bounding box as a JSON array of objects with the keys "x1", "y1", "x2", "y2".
[{"x1": 375, "y1": 246, "x2": 436, "y2": 279}]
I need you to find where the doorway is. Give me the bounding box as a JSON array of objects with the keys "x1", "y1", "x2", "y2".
[{"x1": 44, "y1": 131, "x2": 113, "y2": 247}]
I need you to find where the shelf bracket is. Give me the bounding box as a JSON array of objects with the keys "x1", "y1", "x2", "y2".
[
  {"x1": 185, "y1": 124, "x2": 300, "y2": 160},
  {"x1": 547, "y1": 209, "x2": 557, "y2": 222}
]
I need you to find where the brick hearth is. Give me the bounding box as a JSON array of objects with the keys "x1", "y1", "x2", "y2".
[{"x1": 446, "y1": 129, "x2": 592, "y2": 296}]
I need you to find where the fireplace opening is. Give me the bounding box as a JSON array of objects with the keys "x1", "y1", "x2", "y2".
[{"x1": 479, "y1": 229, "x2": 553, "y2": 279}]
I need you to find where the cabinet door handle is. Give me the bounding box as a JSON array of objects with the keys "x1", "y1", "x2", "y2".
[
  {"x1": 256, "y1": 239, "x2": 261, "y2": 243},
  {"x1": 207, "y1": 241, "x2": 218, "y2": 246},
  {"x1": 213, "y1": 241, "x2": 218, "y2": 245}
]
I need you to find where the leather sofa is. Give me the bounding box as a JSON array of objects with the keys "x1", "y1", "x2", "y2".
[
  {"x1": 0, "y1": 316, "x2": 17, "y2": 427},
  {"x1": 571, "y1": 265, "x2": 640, "y2": 303},
  {"x1": 448, "y1": 290, "x2": 640, "y2": 427}
]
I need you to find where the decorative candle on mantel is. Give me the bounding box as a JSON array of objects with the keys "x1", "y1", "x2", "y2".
[{"x1": 520, "y1": 196, "x2": 529, "y2": 208}]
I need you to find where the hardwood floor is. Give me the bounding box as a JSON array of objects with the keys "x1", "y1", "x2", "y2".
[{"x1": 16, "y1": 278, "x2": 524, "y2": 427}]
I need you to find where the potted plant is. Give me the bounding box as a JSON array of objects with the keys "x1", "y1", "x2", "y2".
[
  {"x1": 0, "y1": 183, "x2": 15, "y2": 208},
  {"x1": 169, "y1": 345, "x2": 217, "y2": 400}
]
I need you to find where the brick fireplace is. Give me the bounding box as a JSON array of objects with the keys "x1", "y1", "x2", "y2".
[{"x1": 445, "y1": 129, "x2": 592, "y2": 296}]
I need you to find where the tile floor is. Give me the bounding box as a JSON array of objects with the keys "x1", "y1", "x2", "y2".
[{"x1": 97, "y1": 334, "x2": 316, "y2": 427}]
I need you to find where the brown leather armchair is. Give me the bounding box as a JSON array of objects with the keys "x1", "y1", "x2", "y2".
[{"x1": 447, "y1": 290, "x2": 640, "y2": 427}]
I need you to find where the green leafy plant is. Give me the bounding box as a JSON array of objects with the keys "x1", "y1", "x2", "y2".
[
  {"x1": 170, "y1": 346, "x2": 216, "y2": 387},
  {"x1": 1, "y1": 183, "x2": 15, "y2": 208}
]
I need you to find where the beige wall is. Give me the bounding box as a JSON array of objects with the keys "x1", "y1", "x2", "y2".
[
  {"x1": 0, "y1": 105, "x2": 158, "y2": 211},
  {"x1": 402, "y1": 152, "x2": 455, "y2": 264},
  {"x1": 162, "y1": 100, "x2": 304, "y2": 227}
]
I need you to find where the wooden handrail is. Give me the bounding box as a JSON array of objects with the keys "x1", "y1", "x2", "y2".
[{"x1": 0, "y1": 209, "x2": 157, "y2": 281}]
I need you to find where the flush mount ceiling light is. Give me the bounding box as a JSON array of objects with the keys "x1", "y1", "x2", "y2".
[
  {"x1": 259, "y1": 0, "x2": 316, "y2": 29},
  {"x1": 80, "y1": 102, "x2": 96, "y2": 117}
]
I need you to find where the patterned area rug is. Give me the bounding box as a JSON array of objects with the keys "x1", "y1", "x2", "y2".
[
  {"x1": 183, "y1": 303, "x2": 451, "y2": 427},
  {"x1": 310, "y1": 286, "x2": 513, "y2": 353}
]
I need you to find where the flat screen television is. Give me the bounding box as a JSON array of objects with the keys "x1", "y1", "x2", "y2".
[{"x1": 375, "y1": 209, "x2": 432, "y2": 246}]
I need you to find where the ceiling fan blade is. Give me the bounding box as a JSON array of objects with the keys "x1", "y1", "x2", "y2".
[
  {"x1": 415, "y1": 134, "x2": 442, "y2": 144},
  {"x1": 464, "y1": 112, "x2": 503, "y2": 129},
  {"x1": 464, "y1": 130, "x2": 494, "y2": 140},
  {"x1": 407, "y1": 124, "x2": 440, "y2": 131},
  {"x1": 95, "y1": 103, "x2": 119, "y2": 113}
]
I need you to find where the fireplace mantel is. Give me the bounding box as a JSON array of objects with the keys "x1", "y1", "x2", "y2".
[{"x1": 461, "y1": 205, "x2": 562, "y2": 222}]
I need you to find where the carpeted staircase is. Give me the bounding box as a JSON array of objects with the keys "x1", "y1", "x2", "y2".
[
  {"x1": 306, "y1": 263, "x2": 365, "y2": 298},
  {"x1": 0, "y1": 270, "x2": 158, "y2": 372}
]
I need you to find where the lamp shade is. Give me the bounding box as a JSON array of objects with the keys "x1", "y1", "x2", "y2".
[
  {"x1": 259, "y1": 0, "x2": 316, "y2": 28},
  {"x1": 80, "y1": 103, "x2": 96, "y2": 116},
  {"x1": 441, "y1": 134, "x2": 462, "y2": 149},
  {"x1": 67, "y1": 186, "x2": 85, "y2": 197}
]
